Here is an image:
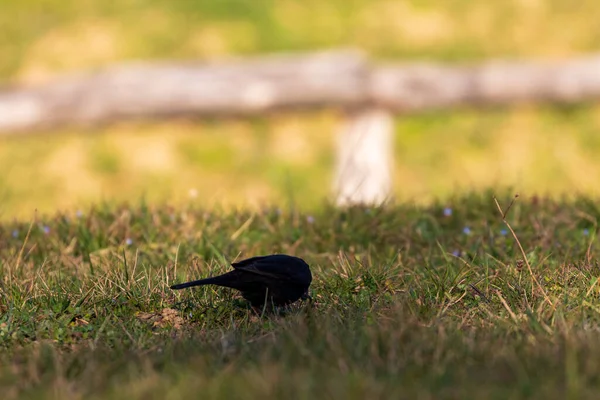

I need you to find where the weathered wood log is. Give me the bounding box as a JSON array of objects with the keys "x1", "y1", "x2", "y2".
[
  {"x1": 2, "y1": 51, "x2": 600, "y2": 133},
  {"x1": 0, "y1": 50, "x2": 367, "y2": 133},
  {"x1": 334, "y1": 108, "x2": 394, "y2": 206},
  {"x1": 370, "y1": 54, "x2": 600, "y2": 111}
]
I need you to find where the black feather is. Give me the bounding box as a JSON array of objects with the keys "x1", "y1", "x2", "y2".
[{"x1": 170, "y1": 254, "x2": 312, "y2": 308}]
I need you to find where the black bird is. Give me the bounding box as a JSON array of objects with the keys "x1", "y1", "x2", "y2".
[{"x1": 170, "y1": 254, "x2": 312, "y2": 308}]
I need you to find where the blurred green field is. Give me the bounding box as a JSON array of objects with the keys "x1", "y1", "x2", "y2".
[{"x1": 2, "y1": 0, "x2": 600, "y2": 220}]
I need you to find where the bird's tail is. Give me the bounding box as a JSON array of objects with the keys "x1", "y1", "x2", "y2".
[
  {"x1": 170, "y1": 271, "x2": 239, "y2": 290},
  {"x1": 170, "y1": 276, "x2": 225, "y2": 290}
]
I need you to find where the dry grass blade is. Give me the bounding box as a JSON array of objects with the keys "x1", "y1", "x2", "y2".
[{"x1": 493, "y1": 195, "x2": 555, "y2": 310}]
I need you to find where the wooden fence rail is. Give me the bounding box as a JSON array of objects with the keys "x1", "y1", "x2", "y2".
[{"x1": 2, "y1": 49, "x2": 600, "y2": 205}]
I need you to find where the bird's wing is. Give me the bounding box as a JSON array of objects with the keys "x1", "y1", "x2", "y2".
[
  {"x1": 231, "y1": 255, "x2": 296, "y2": 281},
  {"x1": 231, "y1": 255, "x2": 271, "y2": 269}
]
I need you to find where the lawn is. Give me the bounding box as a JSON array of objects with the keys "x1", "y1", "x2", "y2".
[{"x1": 2, "y1": 193, "x2": 600, "y2": 399}]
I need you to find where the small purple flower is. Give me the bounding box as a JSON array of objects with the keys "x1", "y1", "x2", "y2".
[
  {"x1": 451, "y1": 250, "x2": 461, "y2": 257},
  {"x1": 306, "y1": 215, "x2": 315, "y2": 224},
  {"x1": 42, "y1": 225, "x2": 50, "y2": 234},
  {"x1": 11, "y1": 229, "x2": 18, "y2": 238},
  {"x1": 500, "y1": 229, "x2": 508, "y2": 236},
  {"x1": 462, "y1": 227, "x2": 471, "y2": 235},
  {"x1": 443, "y1": 207, "x2": 452, "y2": 217},
  {"x1": 125, "y1": 238, "x2": 133, "y2": 246},
  {"x1": 583, "y1": 229, "x2": 590, "y2": 236}
]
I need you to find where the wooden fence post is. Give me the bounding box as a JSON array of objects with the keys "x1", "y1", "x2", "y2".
[{"x1": 334, "y1": 108, "x2": 394, "y2": 206}]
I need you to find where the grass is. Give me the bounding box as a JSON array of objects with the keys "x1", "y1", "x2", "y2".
[{"x1": 2, "y1": 192, "x2": 600, "y2": 398}]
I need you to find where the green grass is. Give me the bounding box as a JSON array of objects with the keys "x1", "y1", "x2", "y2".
[{"x1": 2, "y1": 193, "x2": 600, "y2": 398}]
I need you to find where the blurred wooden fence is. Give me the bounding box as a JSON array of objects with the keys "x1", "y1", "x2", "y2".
[{"x1": 2, "y1": 49, "x2": 600, "y2": 205}]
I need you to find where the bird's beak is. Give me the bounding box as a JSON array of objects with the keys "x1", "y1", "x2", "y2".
[{"x1": 301, "y1": 292, "x2": 312, "y2": 301}]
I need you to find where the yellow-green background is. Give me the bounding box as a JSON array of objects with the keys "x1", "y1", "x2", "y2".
[{"x1": 2, "y1": 0, "x2": 600, "y2": 220}]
